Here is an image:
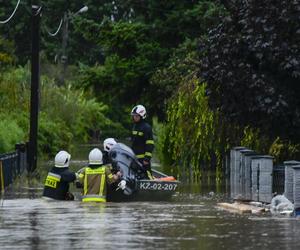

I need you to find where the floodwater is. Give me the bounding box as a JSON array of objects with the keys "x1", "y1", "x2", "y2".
[
  {"x1": 1, "y1": 143, "x2": 300, "y2": 250},
  {"x1": 1, "y1": 182, "x2": 300, "y2": 250}
]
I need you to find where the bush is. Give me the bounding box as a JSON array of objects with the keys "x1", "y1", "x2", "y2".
[
  {"x1": 0, "y1": 115, "x2": 26, "y2": 153},
  {"x1": 0, "y1": 66, "x2": 30, "y2": 112},
  {"x1": 38, "y1": 113, "x2": 73, "y2": 157},
  {"x1": 269, "y1": 137, "x2": 300, "y2": 164},
  {"x1": 0, "y1": 66, "x2": 126, "y2": 156},
  {"x1": 41, "y1": 77, "x2": 126, "y2": 142}
]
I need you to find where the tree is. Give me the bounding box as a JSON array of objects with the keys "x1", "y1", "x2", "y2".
[
  {"x1": 199, "y1": 0, "x2": 300, "y2": 142},
  {"x1": 77, "y1": 0, "x2": 225, "y2": 118}
]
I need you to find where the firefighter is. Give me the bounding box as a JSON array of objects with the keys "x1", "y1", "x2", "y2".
[
  {"x1": 131, "y1": 104, "x2": 154, "y2": 179},
  {"x1": 103, "y1": 137, "x2": 117, "y2": 165},
  {"x1": 43, "y1": 150, "x2": 77, "y2": 200},
  {"x1": 78, "y1": 148, "x2": 121, "y2": 202}
]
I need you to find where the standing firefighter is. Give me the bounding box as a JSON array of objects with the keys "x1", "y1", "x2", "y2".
[
  {"x1": 131, "y1": 105, "x2": 154, "y2": 179},
  {"x1": 43, "y1": 150, "x2": 77, "y2": 200},
  {"x1": 78, "y1": 148, "x2": 120, "y2": 202}
]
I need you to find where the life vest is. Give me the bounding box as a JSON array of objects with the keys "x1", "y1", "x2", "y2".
[{"x1": 80, "y1": 166, "x2": 110, "y2": 202}]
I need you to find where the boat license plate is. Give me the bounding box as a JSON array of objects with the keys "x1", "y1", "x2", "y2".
[{"x1": 139, "y1": 181, "x2": 178, "y2": 191}]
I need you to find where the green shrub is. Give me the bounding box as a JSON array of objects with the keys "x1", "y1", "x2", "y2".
[
  {"x1": 0, "y1": 66, "x2": 126, "y2": 157},
  {"x1": 240, "y1": 126, "x2": 262, "y2": 153},
  {"x1": 41, "y1": 78, "x2": 126, "y2": 142},
  {"x1": 38, "y1": 112, "x2": 73, "y2": 157},
  {"x1": 0, "y1": 36, "x2": 16, "y2": 69},
  {"x1": 0, "y1": 115, "x2": 26, "y2": 153},
  {"x1": 0, "y1": 67, "x2": 30, "y2": 113},
  {"x1": 269, "y1": 137, "x2": 300, "y2": 164}
]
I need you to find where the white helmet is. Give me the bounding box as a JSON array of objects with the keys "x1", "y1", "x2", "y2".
[
  {"x1": 103, "y1": 138, "x2": 117, "y2": 152},
  {"x1": 131, "y1": 105, "x2": 146, "y2": 119},
  {"x1": 55, "y1": 150, "x2": 71, "y2": 168},
  {"x1": 89, "y1": 148, "x2": 103, "y2": 165}
]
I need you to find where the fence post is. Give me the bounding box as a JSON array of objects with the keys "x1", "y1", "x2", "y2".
[
  {"x1": 293, "y1": 165, "x2": 300, "y2": 216},
  {"x1": 240, "y1": 149, "x2": 256, "y2": 200},
  {"x1": 16, "y1": 143, "x2": 27, "y2": 175},
  {"x1": 284, "y1": 161, "x2": 300, "y2": 203},
  {"x1": 272, "y1": 165, "x2": 285, "y2": 195},
  {"x1": 230, "y1": 147, "x2": 247, "y2": 200},
  {"x1": 251, "y1": 155, "x2": 273, "y2": 203},
  {"x1": 15, "y1": 143, "x2": 21, "y2": 175}
]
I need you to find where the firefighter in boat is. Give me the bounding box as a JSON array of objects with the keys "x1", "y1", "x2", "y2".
[
  {"x1": 103, "y1": 137, "x2": 117, "y2": 165},
  {"x1": 131, "y1": 105, "x2": 154, "y2": 179}
]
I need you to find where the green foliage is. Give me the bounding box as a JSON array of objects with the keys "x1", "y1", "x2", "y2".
[
  {"x1": 99, "y1": 20, "x2": 146, "y2": 56},
  {"x1": 0, "y1": 66, "x2": 30, "y2": 112},
  {"x1": 150, "y1": 38, "x2": 199, "y2": 119},
  {"x1": 240, "y1": 126, "x2": 262, "y2": 153},
  {"x1": 40, "y1": 76, "x2": 127, "y2": 154},
  {"x1": 199, "y1": 0, "x2": 300, "y2": 142},
  {"x1": 0, "y1": 66, "x2": 124, "y2": 156},
  {"x1": 0, "y1": 114, "x2": 26, "y2": 153},
  {"x1": 0, "y1": 36, "x2": 15, "y2": 68},
  {"x1": 79, "y1": 19, "x2": 166, "y2": 109},
  {"x1": 2, "y1": 0, "x2": 300, "y2": 176},
  {"x1": 74, "y1": 1, "x2": 225, "y2": 119},
  {"x1": 164, "y1": 75, "x2": 228, "y2": 174},
  {"x1": 269, "y1": 137, "x2": 300, "y2": 165},
  {"x1": 38, "y1": 112, "x2": 73, "y2": 156},
  {"x1": 152, "y1": 117, "x2": 172, "y2": 166}
]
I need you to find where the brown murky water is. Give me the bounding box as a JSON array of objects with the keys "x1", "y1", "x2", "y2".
[
  {"x1": 1, "y1": 182, "x2": 300, "y2": 250},
  {"x1": 1, "y1": 144, "x2": 300, "y2": 250}
]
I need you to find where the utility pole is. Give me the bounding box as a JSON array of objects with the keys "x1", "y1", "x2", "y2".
[
  {"x1": 60, "y1": 11, "x2": 69, "y2": 85},
  {"x1": 59, "y1": 4, "x2": 88, "y2": 85},
  {"x1": 28, "y1": 5, "x2": 41, "y2": 173}
]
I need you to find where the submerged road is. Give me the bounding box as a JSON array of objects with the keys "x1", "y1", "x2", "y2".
[{"x1": 1, "y1": 187, "x2": 300, "y2": 250}]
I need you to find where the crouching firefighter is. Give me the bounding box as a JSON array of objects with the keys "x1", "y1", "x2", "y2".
[
  {"x1": 78, "y1": 148, "x2": 121, "y2": 202},
  {"x1": 103, "y1": 137, "x2": 117, "y2": 165},
  {"x1": 43, "y1": 150, "x2": 77, "y2": 200}
]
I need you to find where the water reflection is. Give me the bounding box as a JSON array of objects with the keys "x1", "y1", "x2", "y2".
[
  {"x1": 1, "y1": 146, "x2": 300, "y2": 250},
  {"x1": 1, "y1": 190, "x2": 300, "y2": 250}
]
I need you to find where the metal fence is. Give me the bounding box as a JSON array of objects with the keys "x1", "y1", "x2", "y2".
[
  {"x1": 272, "y1": 165, "x2": 285, "y2": 195},
  {"x1": 0, "y1": 143, "x2": 27, "y2": 191}
]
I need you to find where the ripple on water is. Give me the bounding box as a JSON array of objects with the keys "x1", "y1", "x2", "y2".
[{"x1": 1, "y1": 192, "x2": 300, "y2": 250}]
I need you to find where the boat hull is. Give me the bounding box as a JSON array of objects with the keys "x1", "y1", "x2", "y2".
[{"x1": 107, "y1": 170, "x2": 179, "y2": 202}]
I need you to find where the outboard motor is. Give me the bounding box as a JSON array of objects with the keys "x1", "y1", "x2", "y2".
[{"x1": 109, "y1": 143, "x2": 144, "y2": 195}]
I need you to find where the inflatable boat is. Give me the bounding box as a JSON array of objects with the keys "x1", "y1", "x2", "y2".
[{"x1": 106, "y1": 143, "x2": 179, "y2": 202}]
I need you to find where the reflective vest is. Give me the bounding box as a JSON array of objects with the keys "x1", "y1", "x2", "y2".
[
  {"x1": 43, "y1": 167, "x2": 76, "y2": 200},
  {"x1": 79, "y1": 165, "x2": 113, "y2": 202}
]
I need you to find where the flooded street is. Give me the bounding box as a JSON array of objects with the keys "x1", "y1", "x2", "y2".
[
  {"x1": 1, "y1": 147, "x2": 299, "y2": 250},
  {"x1": 1, "y1": 184, "x2": 300, "y2": 250}
]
